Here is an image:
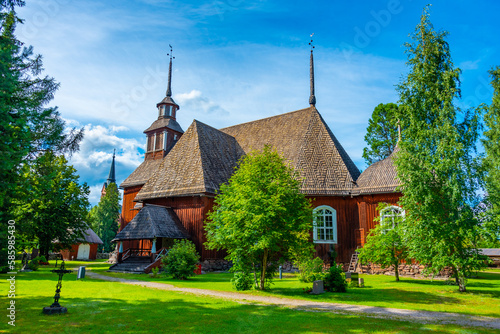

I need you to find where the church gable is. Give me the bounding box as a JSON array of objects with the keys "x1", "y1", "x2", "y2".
[{"x1": 297, "y1": 110, "x2": 361, "y2": 195}]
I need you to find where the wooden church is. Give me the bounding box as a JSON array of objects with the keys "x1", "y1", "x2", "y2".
[{"x1": 112, "y1": 46, "x2": 401, "y2": 272}]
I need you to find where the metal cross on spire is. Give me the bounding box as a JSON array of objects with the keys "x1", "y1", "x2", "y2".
[
  {"x1": 309, "y1": 33, "x2": 316, "y2": 107},
  {"x1": 166, "y1": 44, "x2": 175, "y2": 97}
]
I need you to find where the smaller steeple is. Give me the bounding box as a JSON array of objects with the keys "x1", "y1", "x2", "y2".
[
  {"x1": 106, "y1": 149, "x2": 116, "y2": 186},
  {"x1": 309, "y1": 33, "x2": 316, "y2": 107}
]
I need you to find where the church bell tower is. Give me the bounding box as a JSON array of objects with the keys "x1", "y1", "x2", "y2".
[{"x1": 144, "y1": 45, "x2": 184, "y2": 160}]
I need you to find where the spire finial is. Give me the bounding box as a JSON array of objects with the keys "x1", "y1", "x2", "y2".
[
  {"x1": 166, "y1": 44, "x2": 175, "y2": 97},
  {"x1": 309, "y1": 33, "x2": 316, "y2": 107}
]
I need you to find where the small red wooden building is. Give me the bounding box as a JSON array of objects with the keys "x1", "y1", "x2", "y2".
[{"x1": 60, "y1": 228, "x2": 103, "y2": 261}]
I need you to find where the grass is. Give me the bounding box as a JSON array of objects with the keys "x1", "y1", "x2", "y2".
[
  {"x1": 90, "y1": 262, "x2": 500, "y2": 318},
  {"x1": 0, "y1": 262, "x2": 498, "y2": 333}
]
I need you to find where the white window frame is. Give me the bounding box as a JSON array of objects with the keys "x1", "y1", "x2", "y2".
[
  {"x1": 380, "y1": 205, "x2": 405, "y2": 229},
  {"x1": 313, "y1": 205, "x2": 337, "y2": 244}
]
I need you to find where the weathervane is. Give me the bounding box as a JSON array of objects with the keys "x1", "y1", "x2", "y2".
[
  {"x1": 167, "y1": 44, "x2": 175, "y2": 61},
  {"x1": 309, "y1": 33, "x2": 315, "y2": 52}
]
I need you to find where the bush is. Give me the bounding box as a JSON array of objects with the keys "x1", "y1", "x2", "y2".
[
  {"x1": 231, "y1": 271, "x2": 254, "y2": 291},
  {"x1": 162, "y1": 239, "x2": 200, "y2": 280},
  {"x1": 28, "y1": 258, "x2": 40, "y2": 271},
  {"x1": 150, "y1": 267, "x2": 160, "y2": 278},
  {"x1": 297, "y1": 257, "x2": 325, "y2": 283},
  {"x1": 323, "y1": 264, "x2": 347, "y2": 293}
]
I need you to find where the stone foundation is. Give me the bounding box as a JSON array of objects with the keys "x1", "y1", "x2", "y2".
[
  {"x1": 357, "y1": 263, "x2": 453, "y2": 278},
  {"x1": 201, "y1": 259, "x2": 232, "y2": 272},
  {"x1": 96, "y1": 252, "x2": 111, "y2": 260}
]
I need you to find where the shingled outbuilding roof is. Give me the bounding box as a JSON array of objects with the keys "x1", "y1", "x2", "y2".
[
  {"x1": 354, "y1": 145, "x2": 400, "y2": 195},
  {"x1": 112, "y1": 205, "x2": 190, "y2": 241},
  {"x1": 79, "y1": 227, "x2": 103, "y2": 244},
  {"x1": 221, "y1": 107, "x2": 361, "y2": 195},
  {"x1": 135, "y1": 120, "x2": 244, "y2": 200}
]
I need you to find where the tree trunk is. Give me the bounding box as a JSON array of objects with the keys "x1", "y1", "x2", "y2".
[
  {"x1": 252, "y1": 262, "x2": 258, "y2": 289},
  {"x1": 260, "y1": 249, "x2": 268, "y2": 290},
  {"x1": 394, "y1": 261, "x2": 400, "y2": 282},
  {"x1": 453, "y1": 266, "x2": 467, "y2": 292}
]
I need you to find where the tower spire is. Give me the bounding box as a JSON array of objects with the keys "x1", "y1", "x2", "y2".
[
  {"x1": 166, "y1": 44, "x2": 174, "y2": 97},
  {"x1": 309, "y1": 33, "x2": 316, "y2": 107},
  {"x1": 107, "y1": 149, "x2": 116, "y2": 186}
]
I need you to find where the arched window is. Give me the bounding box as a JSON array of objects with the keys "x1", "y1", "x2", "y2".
[
  {"x1": 313, "y1": 205, "x2": 337, "y2": 244},
  {"x1": 380, "y1": 206, "x2": 405, "y2": 229}
]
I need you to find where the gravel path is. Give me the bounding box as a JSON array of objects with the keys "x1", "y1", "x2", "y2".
[{"x1": 86, "y1": 271, "x2": 500, "y2": 330}]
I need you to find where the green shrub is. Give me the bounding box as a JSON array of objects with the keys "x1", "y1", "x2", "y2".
[
  {"x1": 150, "y1": 267, "x2": 160, "y2": 278},
  {"x1": 161, "y1": 239, "x2": 200, "y2": 280},
  {"x1": 231, "y1": 271, "x2": 253, "y2": 291},
  {"x1": 28, "y1": 258, "x2": 39, "y2": 271},
  {"x1": 323, "y1": 264, "x2": 347, "y2": 293},
  {"x1": 297, "y1": 257, "x2": 325, "y2": 283}
]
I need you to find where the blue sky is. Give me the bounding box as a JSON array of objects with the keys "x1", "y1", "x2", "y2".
[{"x1": 16, "y1": 0, "x2": 500, "y2": 205}]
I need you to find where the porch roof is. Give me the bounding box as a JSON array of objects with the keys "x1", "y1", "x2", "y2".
[{"x1": 112, "y1": 204, "x2": 190, "y2": 242}]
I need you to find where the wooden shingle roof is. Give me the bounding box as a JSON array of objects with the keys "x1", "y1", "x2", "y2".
[
  {"x1": 221, "y1": 107, "x2": 361, "y2": 195},
  {"x1": 112, "y1": 205, "x2": 190, "y2": 241},
  {"x1": 354, "y1": 145, "x2": 400, "y2": 195},
  {"x1": 135, "y1": 120, "x2": 244, "y2": 200},
  {"x1": 120, "y1": 158, "x2": 164, "y2": 189},
  {"x1": 79, "y1": 227, "x2": 103, "y2": 244},
  {"x1": 144, "y1": 117, "x2": 184, "y2": 134}
]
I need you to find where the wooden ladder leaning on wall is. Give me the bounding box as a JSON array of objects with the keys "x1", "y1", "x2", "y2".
[{"x1": 347, "y1": 250, "x2": 360, "y2": 273}]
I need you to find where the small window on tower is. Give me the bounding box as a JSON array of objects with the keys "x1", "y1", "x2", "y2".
[
  {"x1": 158, "y1": 105, "x2": 164, "y2": 116},
  {"x1": 168, "y1": 106, "x2": 173, "y2": 117},
  {"x1": 174, "y1": 134, "x2": 178, "y2": 141}
]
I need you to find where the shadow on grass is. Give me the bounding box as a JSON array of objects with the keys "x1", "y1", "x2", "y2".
[{"x1": 10, "y1": 295, "x2": 472, "y2": 334}]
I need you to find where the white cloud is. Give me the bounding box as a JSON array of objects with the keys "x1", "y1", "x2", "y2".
[
  {"x1": 460, "y1": 59, "x2": 480, "y2": 70},
  {"x1": 175, "y1": 90, "x2": 229, "y2": 119}
]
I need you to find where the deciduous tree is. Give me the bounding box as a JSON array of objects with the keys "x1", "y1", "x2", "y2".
[
  {"x1": 205, "y1": 146, "x2": 313, "y2": 290},
  {"x1": 358, "y1": 203, "x2": 409, "y2": 282},
  {"x1": 362, "y1": 103, "x2": 401, "y2": 165},
  {"x1": 12, "y1": 151, "x2": 90, "y2": 257},
  {"x1": 395, "y1": 6, "x2": 485, "y2": 292},
  {"x1": 481, "y1": 66, "x2": 500, "y2": 246}
]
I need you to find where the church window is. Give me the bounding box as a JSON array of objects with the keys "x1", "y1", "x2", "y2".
[
  {"x1": 380, "y1": 206, "x2": 404, "y2": 230},
  {"x1": 147, "y1": 135, "x2": 154, "y2": 152},
  {"x1": 313, "y1": 205, "x2": 337, "y2": 244},
  {"x1": 168, "y1": 105, "x2": 173, "y2": 117}
]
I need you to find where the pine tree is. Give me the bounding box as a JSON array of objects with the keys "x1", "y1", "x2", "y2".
[
  {"x1": 395, "y1": 6, "x2": 484, "y2": 292},
  {"x1": 0, "y1": 1, "x2": 83, "y2": 270},
  {"x1": 92, "y1": 183, "x2": 121, "y2": 253}
]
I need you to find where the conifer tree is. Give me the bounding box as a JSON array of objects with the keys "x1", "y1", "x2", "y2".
[
  {"x1": 91, "y1": 183, "x2": 121, "y2": 253},
  {"x1": 0, "y1": 1, "x2": 83, "y2": 270},
  {"x1": 395, "y1": 6, "x2": 484, "y2": 292}
]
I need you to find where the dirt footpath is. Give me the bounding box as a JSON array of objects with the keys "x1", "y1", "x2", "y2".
[{"x1": 86, "y1": 271, "x2": 500, "y2": 330}]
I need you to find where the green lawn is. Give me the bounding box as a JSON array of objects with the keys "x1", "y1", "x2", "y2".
[
  {"x1": 0, "y1": 263, "x2": 498, "y2": 333},
  {"x1": 88, "y1": 261, "x2": 500, "y2": 318}
]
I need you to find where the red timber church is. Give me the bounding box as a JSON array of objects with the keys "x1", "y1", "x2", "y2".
[{"x1": 111, "y1": 46, "x2": 401, "y2": 272}]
